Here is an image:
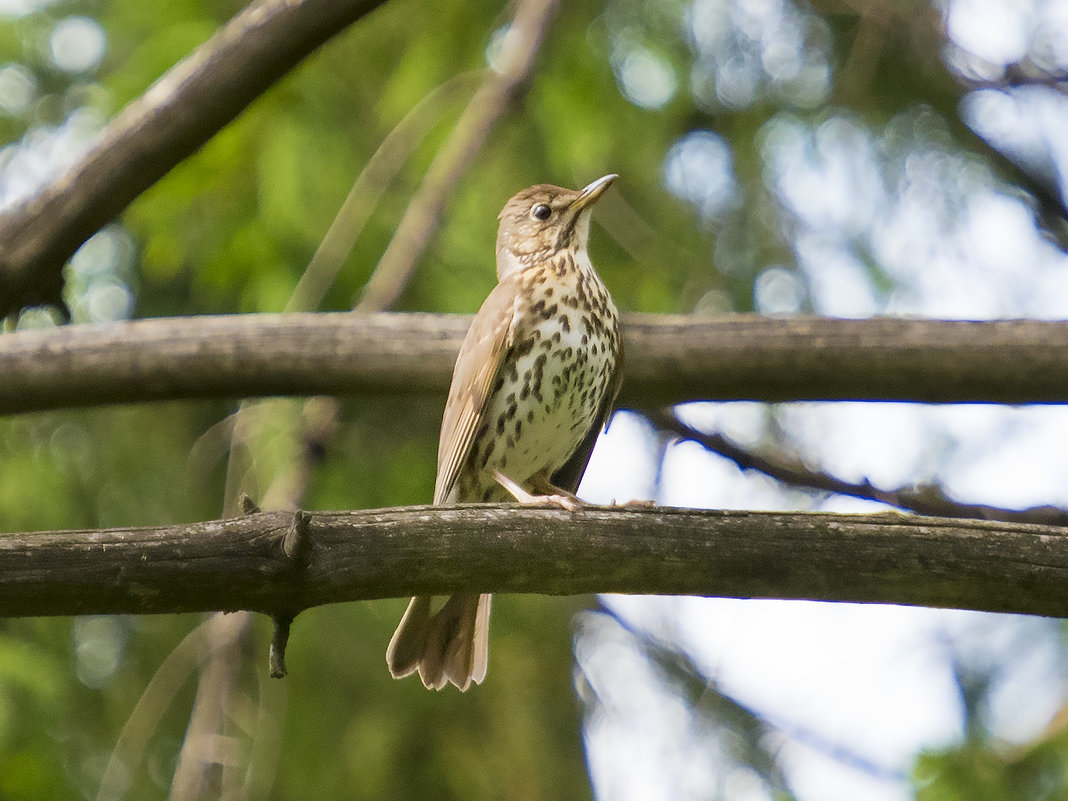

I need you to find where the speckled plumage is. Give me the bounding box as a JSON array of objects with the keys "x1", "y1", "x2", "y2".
[{"x1": 386, "y1": 175, "x2": 623, "y2": 691}]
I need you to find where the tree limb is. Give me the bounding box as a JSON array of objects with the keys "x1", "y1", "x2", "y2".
[
  {"x1": 652, "y1": 409, "x2": 1068, "y2": 526},
  {"x1": 2, "y1": 505, "x2": 1068, "y2": 619},
  {"x1": 4, "y1": 314, "x2": 1068, "y2": 415},
  {"x1": 0, "y1": 0, "x2": 387, "y2": 317}
]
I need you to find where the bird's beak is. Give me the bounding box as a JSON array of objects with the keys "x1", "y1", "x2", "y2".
[{"x1": 570, "y1": 174, "x2": 617, "y2": 211}]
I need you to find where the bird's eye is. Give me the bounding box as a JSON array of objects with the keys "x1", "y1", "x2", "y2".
[{"x1": 531, "y1": 203, "x2": 551, "y2": 221}]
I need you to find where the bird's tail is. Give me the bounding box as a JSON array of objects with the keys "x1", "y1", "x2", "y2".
[{"x1": 386, "y1": 593, "x2": 491, "y2": 691}]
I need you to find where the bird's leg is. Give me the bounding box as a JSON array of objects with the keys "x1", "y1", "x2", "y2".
[{"x1": 493, "y1": 470, "x2": 588, "y2": 512}]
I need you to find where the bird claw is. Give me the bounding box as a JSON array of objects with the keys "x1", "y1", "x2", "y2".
[
  {"x1": 528, "y1": 493, "x2": 583, "y2": 512},
  {"x1": 493, "y1": 471, "x2": 586, "y2": 511}
]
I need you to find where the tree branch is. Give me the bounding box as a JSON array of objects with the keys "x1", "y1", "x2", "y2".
[
  {"x1": 355, "y1": 0, "x2": 559, "y2": 310},
  {"x1": 4, "y1": 314, "x2": 1068, "y2": 415},
  {"x1": 0, "y1": 0, "x2": 387, "y2": 317},
  {"x1": 2, "y1": 505, "x2": 1068, "y2": 618},
  {"x1": 652, "y1": 409, "x2": 1068, "y2": 526},
  {"x1": 285, "y1": 71, "x2": 482, "y2": 313}
]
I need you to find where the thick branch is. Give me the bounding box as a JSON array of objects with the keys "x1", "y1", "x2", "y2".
[
  {"x1": 0, "y1": 0, "x2": 386, "y2": 316},
  {"x1": 1, "y1": 506, "x2": 1066, "y2": 618},
  {"x1": 3, "y1": 314, "x2": 1068, "y2": 414}
]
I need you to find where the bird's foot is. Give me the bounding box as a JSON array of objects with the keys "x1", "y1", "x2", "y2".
[{"x1": 493, "y1": 471, "x2": 587, "y2": 512}]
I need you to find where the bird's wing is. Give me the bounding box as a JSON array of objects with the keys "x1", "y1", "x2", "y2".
[
  {"x1": 549, "y1": 339, "x2": 624, "y2": 494},
  {"x1": 434, "y1": 278, "x2": 521, "y2": 504}
]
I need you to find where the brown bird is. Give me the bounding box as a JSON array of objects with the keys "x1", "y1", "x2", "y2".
[{"x1": 385, "y1": 174, "x2": 623, "y2": 691}]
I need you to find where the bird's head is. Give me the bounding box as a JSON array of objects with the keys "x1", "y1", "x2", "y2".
[{"x1": 495, "y1": 174, "x2": 616, "y2": 281}]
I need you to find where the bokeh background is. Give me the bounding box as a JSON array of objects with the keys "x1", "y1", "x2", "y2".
[{"x1": 2, "y1": 0, "x2": 1068, "y2": 798}]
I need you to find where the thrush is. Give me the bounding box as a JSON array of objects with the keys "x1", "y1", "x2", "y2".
[{"x1": 385, "y1": 174, "x2": 623, "y2": 691}]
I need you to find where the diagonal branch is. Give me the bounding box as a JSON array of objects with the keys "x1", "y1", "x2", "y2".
[
  {"x1": 4, "y1": 314, "x2": 1068, "y2": 415},
  {"x1": 0, "y1": 0, "x2": 388, "y2": 317},
  {"x1": 589, "y1": 602, "x2": 904, "y2": 785},
  {"x1": 652, "y1": 409, "x2": 1068, "y2": 526},
  {"x1": 94, "y1": 616, "x2": 248, "y2": 801},
  {"x1": 585, "y1": 604, "x2": 795, "y2": 793},
  {"x1": 286, "y1": 71, "x2": 483, "y2": 314},
  {"x1": 3, "y1": 505, "x2": 1068, "y2": 619},
  {"x1": 355, "y1": 0, "x2": 559, "y2": 311}
]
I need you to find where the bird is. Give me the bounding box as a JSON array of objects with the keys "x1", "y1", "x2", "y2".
[{"x1": 385, "y1": 174, "x2": 623, "y2": 691}]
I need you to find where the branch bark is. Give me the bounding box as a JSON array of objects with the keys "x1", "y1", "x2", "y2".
[
  {"x1": 3, "y1": 314, "x2": 1068, "y2": 415},
  {"x1": 652, "y1": 409, "x2": 1068, "y2": 526},
  {"x1": 0, "y1": 0, "x2": 387, "y2": 317},
  {"x1": 2, "y1": 505, "x2": 1067, "y2": 618}
]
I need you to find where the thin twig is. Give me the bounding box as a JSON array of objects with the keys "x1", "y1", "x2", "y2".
[
  {"x1": 243, "y1": 664, "x2": 288, "y2": 801},
  {"x1": 94, "y1": 617, "x2": 247, "y2": 801},
  {"x1": 653, "y1": 409, "x2": 1068, "y2": 526},
  {"x1": 963, "y1": 62, "x2": 1068, "y2": 93},
  {"x1": 168, "y1": 613, "x2": 250, "y2": 801},
  {"x1": 285, "y1": 71, "x2": 483, "y2": 313},
  {"x1": 591, "y1": 602, "x2": 906, "y2": 785},
  {"x1": 355, "y1": 0, "x2": 560, "y2": 311},
  {"x1": 269, "y1": 616, "x2": 292, "y2": 679}
]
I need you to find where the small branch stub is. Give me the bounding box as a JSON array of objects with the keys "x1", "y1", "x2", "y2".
[
  {"x1": 239, "y1": 494, "x2": 261, "y2": 515},
  {"x1": 283, "y1": 510, "x2": 310, "y2": 561},
  {"x1": 269, "y1": 615, "x2": 292, "y2": 679},
  {"x1": 269, "y1": 510, "x2": 312, "y2": 676}
]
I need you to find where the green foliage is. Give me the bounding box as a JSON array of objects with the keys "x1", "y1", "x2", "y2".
[
  {"x1": 0, "y1": 0, "x2": 1065, "y2": 798},
  {"x1": 915, "y1": 737, "x2": 1068, "y2": 801}
]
